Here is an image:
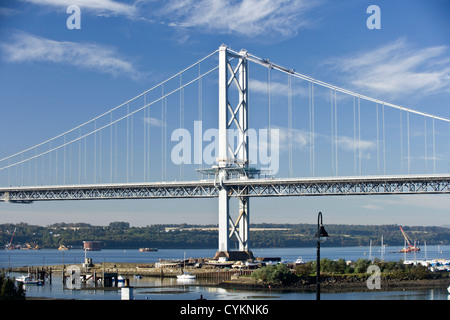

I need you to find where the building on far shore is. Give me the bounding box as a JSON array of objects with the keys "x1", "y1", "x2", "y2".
[{"x1": 83, "y1": 241, "x2": 102, "y2": 251}]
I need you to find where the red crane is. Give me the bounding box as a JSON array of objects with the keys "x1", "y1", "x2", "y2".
[
  {"x1": 399, "y1": 226, "x2": 420, "y2": 253},
  {"x1": 5, "y1": 227, "x2": 16, "y2": 250}
]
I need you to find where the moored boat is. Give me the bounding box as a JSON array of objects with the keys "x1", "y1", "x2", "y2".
[
  {"x1": 139, "y1": 248, "x2": 158, "y2": 252},
  {"x1": 177, "y1": 272, "x2": 196, "y2": 280},
  {"x1": 16, "y1": 274, "x2": 43, "y2": 285}
]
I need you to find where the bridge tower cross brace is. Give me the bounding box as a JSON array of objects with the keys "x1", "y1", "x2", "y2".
[{"x1": 215, "y1": 45, "x2": 252, "y2": 259}]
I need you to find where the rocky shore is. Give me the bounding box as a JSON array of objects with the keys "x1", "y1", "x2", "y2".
[{"x1": 219, "y1": 276, "x2": 450, "y2": 293}]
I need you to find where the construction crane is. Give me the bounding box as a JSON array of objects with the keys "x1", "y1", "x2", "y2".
[
  {"x1": 399, "y1": 226, "x2": 420, "y2": 253},
  {"x1": 5, "y1": 227, "x2": 16, "y2": 250}
]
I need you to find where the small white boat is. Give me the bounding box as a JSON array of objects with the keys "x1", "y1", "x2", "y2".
[
  {"x1": 294, "y1": 256, "x2": 305, "y2": 264},
  {"x1": 177, "y1": 272, "x2": 196, "y2": 280},
  {"x1": 177, "y1": 251, "x2": 196, "y2": 280},
  {"x1": 245, "y1": 261, "x2": 260, "y2": 268},
  {"x1": 16, "y1": 274, "x2": 43, "y2": 285},
  {"x1": 447, "y1": 285, "x2": 450, "y2": 294}
]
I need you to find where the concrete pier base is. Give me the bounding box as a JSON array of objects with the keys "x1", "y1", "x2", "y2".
[{"x1": 213, "y1": 251, "x2": 254, "y2": 261}]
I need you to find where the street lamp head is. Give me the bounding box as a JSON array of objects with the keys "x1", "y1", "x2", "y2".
[
  {"x1": 315, "y1": 211, "x2": 329, "y2": 242},
  {"x1": 315, "y1": 225, "x2": 329, "y2": 242}
]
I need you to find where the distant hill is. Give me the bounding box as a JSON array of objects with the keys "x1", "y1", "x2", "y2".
[{"x1": 1, "y1": 222, "x2": 449, "y2": 249}]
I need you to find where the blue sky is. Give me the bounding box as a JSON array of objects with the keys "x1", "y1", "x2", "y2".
[{"x1": 0, "y1": 0, "x2": 449, "y2": 227}]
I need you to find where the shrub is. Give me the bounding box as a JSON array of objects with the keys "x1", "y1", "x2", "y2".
[{"x1": 252, "y1": 264, "x2": 298, "y2": 285}]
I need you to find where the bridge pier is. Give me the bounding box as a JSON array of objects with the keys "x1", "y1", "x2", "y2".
[
  {"x1": 218, "y1": 182, "x2": 229, "y2": 252},
  {"x1": 214, "y1": 45, "x2": 253, "y2": 260}
]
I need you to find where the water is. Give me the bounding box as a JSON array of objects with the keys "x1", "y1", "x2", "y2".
[{"x1": 1, "y1": 245, "x2": 449, "y2": 300}]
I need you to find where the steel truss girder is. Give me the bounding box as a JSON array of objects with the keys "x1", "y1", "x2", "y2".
[
  {"x1": 0, "y1": 183, "x2": 218, "y2": 202},
  {"x1": 227, "y1": 176, "x2": 450, "y2": 197},
  {"x1": 1, "y1": 175, "x2": 449, "y2": 203}
]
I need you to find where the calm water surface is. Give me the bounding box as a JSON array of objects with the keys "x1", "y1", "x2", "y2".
[{"x1": 1, "y1": 245, "x2": 449, "y2": 300}]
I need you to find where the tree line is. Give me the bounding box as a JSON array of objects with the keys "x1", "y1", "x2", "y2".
[
  {"x1": 1, "y1": 222, "x2": 449, "y2": 249},
  {"x1": 251, "y1": 258, "x2": 448, "y2": 286}
]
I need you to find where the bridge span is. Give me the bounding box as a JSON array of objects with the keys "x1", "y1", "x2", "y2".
[{"x1": 2, "y1": 174, "x2": 449, "y2": 203}]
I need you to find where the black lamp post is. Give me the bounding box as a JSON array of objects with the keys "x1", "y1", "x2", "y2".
[{"x1": 315, "y1": 211, "x2": 329, "y2": 300}]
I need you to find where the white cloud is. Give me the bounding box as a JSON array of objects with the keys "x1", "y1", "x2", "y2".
[
  {"x1": 143, "y1": 117, "x2": 164, "y2": 127},
  {"x1": 0, "y1": 7, "x2": 20, "y2": 16},
  {"x1": 337, "y1": 136, "x2": 375, "y2": 152},
  {"x1": 0, "y1": 32, "x2": 139, "y2": 79},
  {"x1": 20, "y1": 0, "x2": 136, "y2": 17},
  {"x1": 156, "y1": 0, "x2": 319, "y2": 39},
  {"x1": 250, "y1": 78, "x2": 308, "y2": 97},
  {"x1": 18, "y1": 0, "x2": 320, "y2": 39},
  {"x1": 329, "y1": 39, "x2": 450, "y2": 98}
]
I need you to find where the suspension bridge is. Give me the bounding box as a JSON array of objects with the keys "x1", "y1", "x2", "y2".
[{"x1": 1, "y1": 45, "x2": 449, "y2": 259}]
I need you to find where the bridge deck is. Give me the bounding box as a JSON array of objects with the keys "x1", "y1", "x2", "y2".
[{"x1": 1, "y1": 174, "x2": 449, "y2": 203}]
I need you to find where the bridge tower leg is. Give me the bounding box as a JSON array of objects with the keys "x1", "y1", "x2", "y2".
[{"x1": 215, "y1": 45, "x2": 253, "y2": 261}]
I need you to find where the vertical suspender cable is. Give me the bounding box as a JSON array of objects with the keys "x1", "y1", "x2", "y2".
[
  {"x1": 147, "y1": 95, "x2": 151, "y2": 181},
  {"x1": 144, "y1": 95, "x2": 147, "y2": 181},
  {"x1": 268, "y1": 67, "x2": 271, "y2": 157},
  {"x1": 407, "y1": 111, "x2": 410, "y2": 174},
  {"x1": 433, "y1": 117, "x2": 436, "y2": 174},
  {"x1": 180, "y1": 74, "x2": 184, "y2": 180},
  {"x1": 55, "y1": 141, "x2": 58, "y2": 184},
  {"x1": 35, "y1": 149, "x2": 37, "y2": 185},
  {"x1": 64, "y1": 135, "x2": 66, "y2": 184},
  {"x1": 376, "y1": 103, "x2": 380, "y2": 175},
  {"x1": 309, "y1": 82, "x2": 312, "y2": 176},
  {"x1": 99, "y1": 129, "x2": 102, "y2": 183},
  {"x1": 334, "y1": 89, "x2": 338, "y2": 176},
  {"x1": 199, "y1": 64, "x2": 203, "y2": 170},
  {"x1": 161, "y1": 85, "x2": 164, "y2": 181},
  {"x1": 162, "y1": 84, "x2": 167, "y2": 181},
  {"x1": 353, "y1": 97, "x2": 356, "y2": 175},
  {"x1": 330, "y1": 89, "x2": 334, "y2": 176},
  {"x1": 115, "y1": 122, "x2": 117, "y2": 182},
  {"x1": 110, "y1": 112, "x2": 113, "y2": 183},
  {"x1": 49, "y1": 141, "x2": 52, "y2": 184},
  {"x1": 69, "y1": 143, "x2": 72, "y2": 184},
  {"x1": 312, "y1": 83, "x2": 315, "y2": 176},
  {"x1": 84, "y1": 137, "x2": 87, "y2": 183},
  {"x1": 94, "y1": 121, "x2": 97, "y2": 183},
  {"x1": 400, "y1": 111, "x2": 403, "y2": 173},
  {"x1": 79, "y1": 128, "x2": 82, "y2": 184},
  {"x1": 358, "y1": 97, "x2": 361, "y2": 175},
  {"x1": 127, "y1": 103, "x2": 130, "y2": 182},
  {"x1": 382, "y1": 104, "x2": 386, "y2": 175},
  {"x1": 288, "y1": 74, "x2": 292, "y2": 177},
  {"x1": 424, "y1": 116, "x2": 428, "y2": 174},
  {"x1": 165, "y1": 95, "x2": 167, "y2": 180},
  {"x1": 131, "y1": 113, "x2": 133, "y2": 181}
]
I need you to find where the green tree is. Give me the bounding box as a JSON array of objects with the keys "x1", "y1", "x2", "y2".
[
  {"x1": 354, "y1": 259, "x2": 372, "y2": 273},
  {"x1": 295, "y1": 262, "x2": 314, "y2": 278},
  {"x1": 0, "y1": 273, "x2": 25, "y2": 300},
  {"x1": 252, "y1": 264, "x2": 298, "y2": 285}
]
